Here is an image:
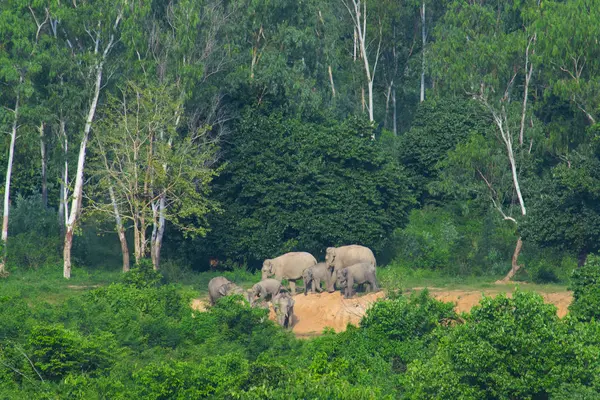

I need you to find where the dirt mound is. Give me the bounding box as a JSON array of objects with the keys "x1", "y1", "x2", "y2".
[
  {"x1": 190, "y1": 288, "x2": 573, "y2": 338},
  {"x1": 289, "y1": 291, "x2": 386, "y2": 336}
]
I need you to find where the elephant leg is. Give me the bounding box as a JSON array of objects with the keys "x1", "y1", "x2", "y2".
[
  {"x1": 315, "y1": 278, "x2": 323, "y2": 293},
  {"x1": 327, "y1": 269, "x2": 336, "y2": 292},
  {"x1": 371, "y1": 276, "x2": 380, "y2": 292},
  {"x1": 347, "y1": 276, "x2": 354, "y2": 298},
  {"x1": 289, "y1": 280, "x2": 296, "y2": 295}
]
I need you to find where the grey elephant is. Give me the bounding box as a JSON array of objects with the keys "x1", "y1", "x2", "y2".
[
  {"x1": 302, "y1": 262, "x2": 330, "y2": 295},
  {"x1": 208, "y1": 276, "x2": 249, "y2": 305},
  {"x1": 249, "y1": 278, "x2": 283, "y2": 305},
  {"x1": 261, "y1": 252, "x2": 317, "y2": 295},
  {"x1": 272, "y1": 291, "x2": 295, "y2": 329},
  {"x1": 336, "y1": 262, "x2": 379, "y2": 299},
  {"x1": 325, "y1": 245, "x2": 376, "y2": 292}
]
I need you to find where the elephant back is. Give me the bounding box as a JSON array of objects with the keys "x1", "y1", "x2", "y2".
[
  {"x1": 271, "y1": 252, "x2": 317, "y2": 280},
  {"x1": 332, "y1": 245, "x2": 376, "y2": 271}
]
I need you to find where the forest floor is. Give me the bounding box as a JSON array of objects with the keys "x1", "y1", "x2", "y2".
[{"x1": 191, "y1": 284, "x2": 573, "y2": 338}]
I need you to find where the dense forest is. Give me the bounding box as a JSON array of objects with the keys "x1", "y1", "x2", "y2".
[{"x1": 2, "y1": 0, "x2": 600, "y2": 398}]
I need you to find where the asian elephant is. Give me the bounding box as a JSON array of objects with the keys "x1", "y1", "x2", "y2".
[
  {"x1": 208, "y1": 276, "x2": 250, "y2": 305},
  {"x1": 325, "y1": 245, "x2": 376, "y2": 292},
  {"x1": 272, "y1": 291, "x2": 295, "y2": 329},
  {"x1": 261, "y1": 252, "x2": 317, "y2": 295},
  {"x1": 249, "y1": 278, "x2": 283, "y2": 305},
  {"x1": 302, "y1": 262, "x2": 330, "y2": 295},
  {"x1": 336, "y1": 262, "x2": 379, "y2": 299}
]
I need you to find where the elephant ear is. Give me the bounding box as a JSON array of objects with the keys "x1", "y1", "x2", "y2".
[{"x1": 218, "y1": 284, "x2": 229, "y2": 296}]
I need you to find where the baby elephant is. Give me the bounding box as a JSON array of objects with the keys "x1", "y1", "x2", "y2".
[
  {"x1": 249, "y1": 278, "x2": 283, "y2": 305},
  {"x1": 302, "y1": 262, "x2": 330, "y2": 295},
  {"x1": 272, "y1": 291, "x2": 295, "y2": 329},
  {"x1": 336, "y1": 262, "x2": 379, "y2": 299},
  {"x1": 208, "y1": 276, "x2": 249, "y2": 305}
]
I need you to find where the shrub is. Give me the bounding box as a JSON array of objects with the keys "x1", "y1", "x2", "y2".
[
  {"x1": 403, "y1": 291, "x2": 600, "y2": 399},
  {"x1": 361, "y1": 290, "x2": 457, "y2": 341},
  {"x1": 569, "y1": 254, "x2": 600, "y2": 321},
  {"x1": 28, "y1": 325, "x2": 115, "y2": 381},
  {"x1": 122, "y1": 259, "x2": 164, "y2": 289}
]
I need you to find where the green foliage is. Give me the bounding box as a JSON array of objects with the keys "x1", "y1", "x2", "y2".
[
  {"x1": 201, "y1": 112, "x2": 415, "y2": 263},
  {"x1": 404, "y1": 291, "x2": 600, "y2": 399},
  {"x1": 390, "y1": 206, "x2": 514, "y2": 275},
  {"x1": 569, "y1": 254, "x2": 600, "y2": 322},
  {"x1": 7, "y1": 195, "x2": 61, "y2": 268},
  {"x1": 521, "y1": 153, "x2": 600, "y2": 260},
  {"x1": 398, "y1": 98, "x2": 492, "y2": 196},
  {"x1": 361, "y1": 290, "x2": 457, "y2": 342},
  {"x1": 28, "y1": 324, "x2": 114, "y2": 381},
  {"x1": 122, "y1": 259, "x2": 164, "y2": 289}
]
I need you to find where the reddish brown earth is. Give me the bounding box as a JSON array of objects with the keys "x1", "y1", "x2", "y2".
[{"x1": 191, "y1": 288, "x2": 573, "y2": 338}]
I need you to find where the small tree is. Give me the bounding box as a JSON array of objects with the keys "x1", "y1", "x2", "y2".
[{"x1": 90, "y1": 82, "x2": 218, "y2": 270}]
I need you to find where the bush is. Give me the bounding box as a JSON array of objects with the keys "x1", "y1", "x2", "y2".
[
  {"x1": 122, "y1": 259, "x2": 164, "y2": 289},
  {"x1": 361, "y1": 290, "x2": 457, "y2": 341},
  {"x1": 28, "y1": 325, "x2": 115, "y2": 381},
  {"x1": 569, "y1": 254, "x2": 600, "y2": 321},
  {"x1": 403, "y1": 291, "x2": 600, "y2": 399}
]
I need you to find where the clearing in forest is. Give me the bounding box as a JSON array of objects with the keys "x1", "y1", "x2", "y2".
[{"x1": 191, "y1": 285, "x2": 573, "y2": 338}]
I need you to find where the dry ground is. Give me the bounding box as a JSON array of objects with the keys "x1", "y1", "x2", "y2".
[{"x1": 191, "y1": 286, "x2": 573, "y2": 338}]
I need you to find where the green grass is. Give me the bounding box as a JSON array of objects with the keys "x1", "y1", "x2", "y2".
[
  {"x1": 378, "y1": 264, "x2": 570, "y2": 293},
  {"x1": 0, "y1": 262, "x2": 570, "y2": 309},
  {"x1": 1, "y1": 264, "x2": 122, "y2": 305}
]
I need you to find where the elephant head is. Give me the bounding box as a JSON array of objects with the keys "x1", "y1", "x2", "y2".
[
  {"x1": 261, "y1": 259, "x2": 273, "y2": 280},
  {"x1": 274, "y1": 293, "x2": 294, "y2": 328},
  {"x1": 336, "y1": 268, "x2": 348, "y2": 289},
  {"x1": 302, "y1": 269, "x2": 313, "y2": 296},
  {"x1": 325, "y1": 247, "x2": 336, "y2": 269}
]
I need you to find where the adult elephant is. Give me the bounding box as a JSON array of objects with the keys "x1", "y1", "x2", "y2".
[
  {"x1": 207, "y1": 276, "x2": 249, "y2": 305},
  {"x1": 325, "y1": 245, "x2": 376, "y2": 292},
  {"x1": 336, "y1": 262, "x2": 379, "y2": 299},
  {"x1": 261, "y1": 252, "x2": 317, "y2": 295}
]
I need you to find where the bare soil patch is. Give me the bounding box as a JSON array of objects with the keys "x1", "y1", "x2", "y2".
[{"x1": 190, "y1": 287, "x2": 573, "y2": 338}]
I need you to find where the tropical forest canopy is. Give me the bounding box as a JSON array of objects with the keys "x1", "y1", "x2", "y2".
[
  {"x1": 1, "y1": 0, "x2": 599, "y2": 279},
  {"x1": 3, "y1": 1, "x2": 600, "y2": 399}
]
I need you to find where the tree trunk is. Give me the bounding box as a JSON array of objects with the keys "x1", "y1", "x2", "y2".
[
  {"x1": 0, "y1": 80, "x2": 20, "y2": 276},
  {"x1": 40, "y1": 122, "x2": 47, "y2": 208},
  {"x1": 392, "y1": 87, "x2": 397, "y2": 136},
  {"x1": 328, "y1": 65, "x2": 336, "y2": 97},
  {"x1": 58, "y1": 119, "x2": 68, "y2": 234},
  {"x1": 153, "y1": 194, "x2": 166, "y2": 270},
  {"x1": 109, "y1": 186, "x2": 129, "y2": 272},
  {"x1": 420, "y1": 0, "x2": 426, "y2": 103},
  {"x1": 63, "y1": 60, "x2": 104, "y2": 279},
  {"x1": 499, "y1": 236, "x2": 523, "y2": 283}
]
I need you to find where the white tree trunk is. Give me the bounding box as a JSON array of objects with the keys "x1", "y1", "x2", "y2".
[
  {"x1": 63, "y1": 61, "x2": 104, "y2": 279},
  {"x1": 420, "y1": 1, "x2": 426, "y2": 103},
  {"x1": 343, "y1": 0, "x2": 381, "y2": 125},
  {"x1": 109, "y1": 186, "x2": 129, "y2": 272},
  {"x1": 40, "y1": 122, "x2": 47, "y2": 208},
  {"x1": 60, "y1": 119, "x2": 69, "y2": 229},
  {"x1": 392, "y1": 87, "x2": 397, "y2": 136},
  {"x1": 0, "y1": 80, "x2": 21, "y2": 275}
]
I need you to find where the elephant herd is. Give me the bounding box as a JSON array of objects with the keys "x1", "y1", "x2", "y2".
[{"x1": 207, "y1": 244, "x2": 380, "y2": 329}]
